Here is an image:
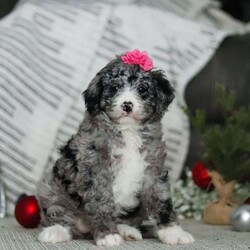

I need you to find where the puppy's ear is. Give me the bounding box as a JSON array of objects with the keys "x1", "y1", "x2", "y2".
[
  {"x1": 152, "y1": 70, "x2": 175, "y2": 113},
  {"x1": 83, "y1": 74, "x2": 103, "y2": 115}
]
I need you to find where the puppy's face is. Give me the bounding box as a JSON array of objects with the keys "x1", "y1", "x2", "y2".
[
  {"x1": 83, "y1": 58, "x2": 174, "y2": 124},
  {"x1": 100, "y1": 64, "x2": 158, "y2": 123}
]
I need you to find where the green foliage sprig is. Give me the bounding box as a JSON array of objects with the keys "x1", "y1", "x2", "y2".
[{"x1": 186, "y1": 84, "x2": 250, "y2": 182}]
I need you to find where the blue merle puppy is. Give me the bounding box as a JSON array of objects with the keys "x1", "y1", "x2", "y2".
[{"x1": 37, "y1": 51, "x2": 194, "y2": 246}]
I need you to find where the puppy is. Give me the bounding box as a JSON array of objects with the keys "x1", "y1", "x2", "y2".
[{"x1": 37, "y1": 50, "x2": 194, "y2": 246}]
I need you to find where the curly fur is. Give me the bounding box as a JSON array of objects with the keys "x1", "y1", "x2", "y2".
[{"x1": 37, "y1": 56, "x2": 194, "y2": 245}]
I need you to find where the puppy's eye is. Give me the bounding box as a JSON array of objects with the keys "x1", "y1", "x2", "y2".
[
  {"x1": 109, "y1": 85, "x2": 119, "y2": 93},
  {"x1": 138, "y1": 84, "x2": 148, "y2": 94}
]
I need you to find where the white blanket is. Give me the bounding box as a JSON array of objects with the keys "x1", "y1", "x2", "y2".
[{"x1": 0, "y1": 0, "x2": 244, "y2": 213}]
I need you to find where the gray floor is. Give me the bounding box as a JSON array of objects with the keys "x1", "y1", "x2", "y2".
[{"x1": 0, "y1": 217, "x2": 249, "y2": 250}]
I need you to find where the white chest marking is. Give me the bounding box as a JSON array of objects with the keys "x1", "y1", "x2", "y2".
[{"x1": 112, "y1": 122, "x2": 146, "y2": 208}]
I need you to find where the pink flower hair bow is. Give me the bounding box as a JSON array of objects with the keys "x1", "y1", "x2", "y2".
[{"x1": 121, "y1": 49, "x2": 153, "y2": 71}]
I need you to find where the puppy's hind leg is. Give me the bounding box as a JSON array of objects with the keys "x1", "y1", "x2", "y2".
[
  {"x1": 38, "y1": 205, "x2": 75, "y2": 243},
  {"x1": 38, "y1": 224, "x2": 72, "y2": 243},
  {"x1": 38, "y1": 212, "x2": 92, "y2": 243}
]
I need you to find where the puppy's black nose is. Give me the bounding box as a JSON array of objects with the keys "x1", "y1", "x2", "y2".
[{"x1": 121, "y1": 101, "x2": 133, "y2": 113}]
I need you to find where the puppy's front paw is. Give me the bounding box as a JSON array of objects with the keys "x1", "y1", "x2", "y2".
[
  {"x1": 158, "y1": 225, "x2": 194, "y2": 245},
  {"x1": 96, "y1": 233, "x2": 124, "y2": 246},
  {"x1": 117, "y1": 224, "x2": 142, "y2": 240},
  {"x1": 38, "y1": 224, "x2": 72, "y2": 243}
]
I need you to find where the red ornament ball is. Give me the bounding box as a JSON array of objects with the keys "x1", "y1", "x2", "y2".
[
  {"x1": 15, "y1": 195, "x2": 41, "y2": 228},
  {"x1": 244, "y1": 197, "x2": 250, "y2": 205},
  {"x1": 192, "y1": 161, "x2": 213, "y2": 190}
]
